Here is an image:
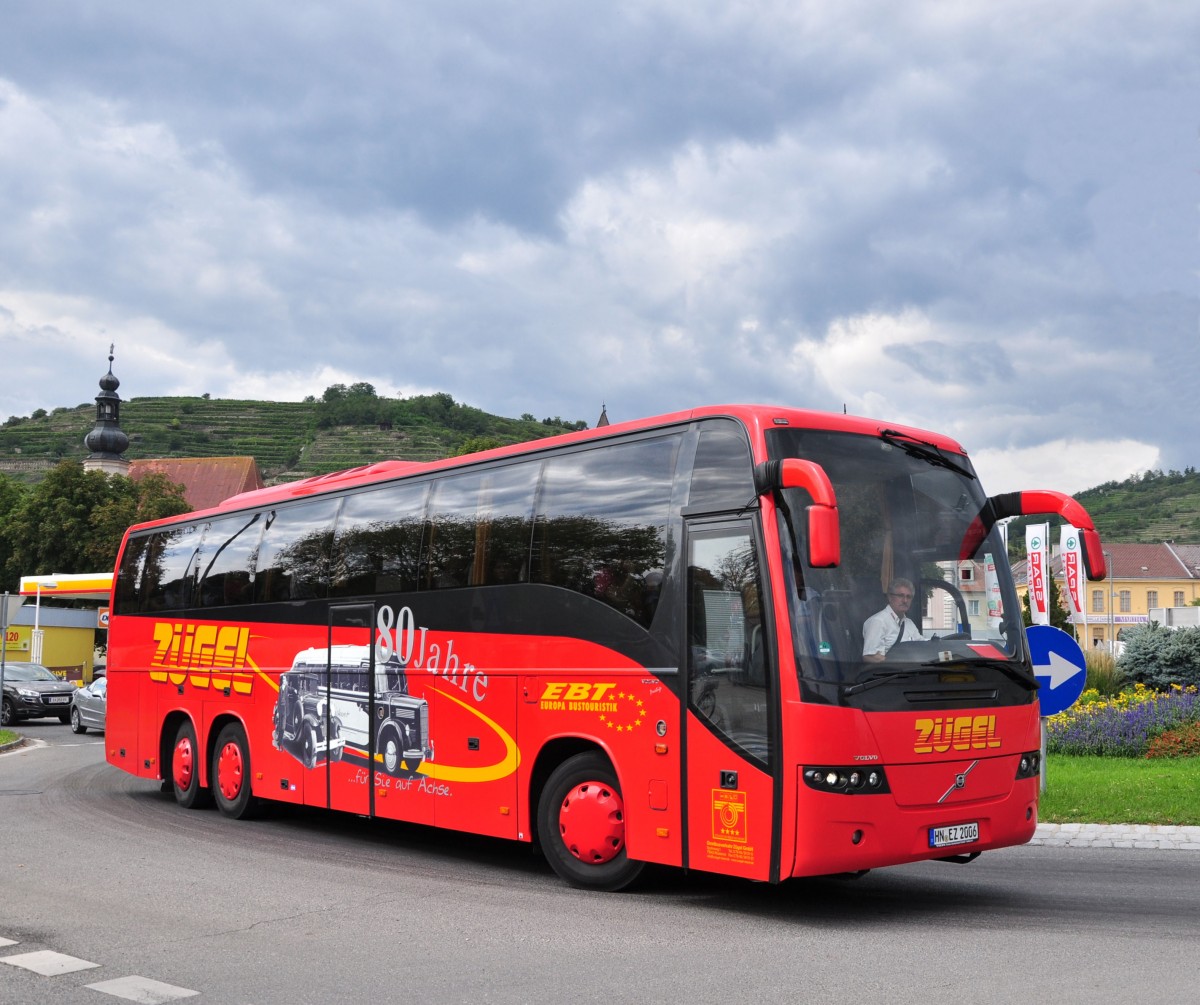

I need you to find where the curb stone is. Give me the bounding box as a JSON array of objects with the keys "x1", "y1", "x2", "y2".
[
  {"x1": 1032, "y1": 822, "x2": 1200, "y2": 850},
  {"x1": 0, "y1": 735, "x2": 26, "y2": 753}
]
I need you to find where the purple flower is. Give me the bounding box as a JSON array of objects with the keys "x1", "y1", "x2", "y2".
[{"x1": 1046, "y1": 688, "x2": 1200, "y2": 757}]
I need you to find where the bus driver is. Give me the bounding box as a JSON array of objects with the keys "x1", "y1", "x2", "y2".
[{"x1": 862, "y1": 577, "x2": 926, "y2": 662}]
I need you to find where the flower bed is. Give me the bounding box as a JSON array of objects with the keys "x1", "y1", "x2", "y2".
[{"x1": 1045, "y1": 683, "x2": 1200, "y2": 757}]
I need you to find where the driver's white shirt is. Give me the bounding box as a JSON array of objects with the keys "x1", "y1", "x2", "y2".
[{"x1": 862, "y1": 606, "x2": 926, "y2": 658}]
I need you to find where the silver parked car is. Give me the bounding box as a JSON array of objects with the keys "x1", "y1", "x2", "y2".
[{"x1": 70, "y1": 675, "x2": 107, "y2": 733}]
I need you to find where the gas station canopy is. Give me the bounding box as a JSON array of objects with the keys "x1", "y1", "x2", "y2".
[{"x1": 18, "y1": 573, "x2": 114, "y2": 601}]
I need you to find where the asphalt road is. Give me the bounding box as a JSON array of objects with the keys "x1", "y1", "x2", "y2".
[{"x1": 3, "y1": 720, "x2": 1199, "y2": 1004}]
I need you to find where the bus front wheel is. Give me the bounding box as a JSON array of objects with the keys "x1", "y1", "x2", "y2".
[
  {"x1": 538, "y1": 752, "x2": 644, "y2": 892},
  {"x1": 212, "y1": 723, "x2": 259, "y2": 820},
  {"x1": 171, "y1": 720, "x2": 210, "y2": 810}
]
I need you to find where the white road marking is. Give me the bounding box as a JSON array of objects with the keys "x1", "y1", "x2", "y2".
[
  {"x1": 86, "y1": 976, "x2": 201, "y2": 1003},
  {"x1": 0, "y1": 949, "x2": 101, "y2": 975}
]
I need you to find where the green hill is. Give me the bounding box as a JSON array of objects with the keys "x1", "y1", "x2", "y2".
[
  {"x1": 985, "y1": 469, "x2": 1200, "y2": 553},
  {"x1": 0, "y1": 388, "x2": 590, "y2": 486},
  {"x1": 1072, "y1": 469, "x2": 1200, "y2": 543},
  {"x1": 3, "y1": 392, "x2": 1197, "y2": 545}
]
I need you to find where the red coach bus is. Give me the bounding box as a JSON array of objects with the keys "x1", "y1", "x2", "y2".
[{"x1": 105, "y1": 404, "x2": 1105, "y2": 889}]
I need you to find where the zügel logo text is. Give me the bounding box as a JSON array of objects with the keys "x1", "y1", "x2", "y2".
[
  {"x1": 914, "y1": 714, "x2": 1001, "y2": 754},
  {"x1": 149, "y1": 622, "x2": 254, "y2": 693}
]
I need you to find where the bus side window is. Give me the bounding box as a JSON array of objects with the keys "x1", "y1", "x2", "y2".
[
  {"x1": 252, "y1": 501, "x2": 340, "y2": 604},
  {"x1": 688, "y1": 525, "x2": 771, "y2": 764},
  {"x1": 689, "y1": 420, "x2": 755, "y2": 511},
  {"x1": 420, "y1": 465, "x2": 537, "y2": 591},
  {"x1": 473, "y1": 464, "x2": 537, "y2": 587},
  {"x1": 329, "y1": 481, "x2": 429, "y2": 598},
  {"x1": 197, "y1": 513, "x2": 263, "y2": 608},
  {"x1": 113, "y1": 535, "x2": 151, "y2": 615},
  {"x1": 532, "y1": 435, "x2": 679, "y2": 627},
  {"x1": 422, "y1": 474, "x2": 480, "y2": 590},
  {"x1": 146, "y1": 523, "x2": 207, "y2": 612}
]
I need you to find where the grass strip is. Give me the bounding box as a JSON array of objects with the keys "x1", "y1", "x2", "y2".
[{"x1": 1040, "y1": 754, "x2": 1200, "y2": 826}]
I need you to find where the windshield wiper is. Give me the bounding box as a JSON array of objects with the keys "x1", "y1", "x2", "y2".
[
  {"x1": 842, "y1": 668, "x2": 960, "y2": 697},
  {"x1": 879, "y1": 429, "x2": 975, "y2": 480},
  {"x1": 843, "y1": 659, "x2": 1039, "y2": 697}
]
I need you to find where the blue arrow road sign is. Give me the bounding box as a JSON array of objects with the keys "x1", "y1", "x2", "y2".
[{"x1": 1026, "y1": 624, "x2": 1087, "y2": 717}]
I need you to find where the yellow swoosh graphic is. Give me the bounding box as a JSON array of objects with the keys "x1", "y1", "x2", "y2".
[
  {"x1": 412, "y1": 685, "x2": 520, "y2": 784},
  {"x1": 246, "y1": 655, "x2": 279, "y2": 693}
]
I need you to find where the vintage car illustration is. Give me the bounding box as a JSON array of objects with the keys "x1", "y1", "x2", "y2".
[{"x1": 273, "y1": 644, "x2": 432, "y2": 777}]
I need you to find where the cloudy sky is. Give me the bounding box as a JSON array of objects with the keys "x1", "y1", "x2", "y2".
[{"x1": 1, "y1": 2, "x2": 1195, "y2": 494}]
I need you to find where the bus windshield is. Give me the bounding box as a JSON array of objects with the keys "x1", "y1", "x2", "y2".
[{"x1": 768, "y1": 428, "x2": 1030, "y2": 708}]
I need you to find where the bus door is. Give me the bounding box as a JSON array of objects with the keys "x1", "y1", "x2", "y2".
[
  {"x1": 323, "y1": 603, "x2": 375, "y2": 817},
  {"x1": 684, "y1": 520, "x2": 778, "y2": 882}
]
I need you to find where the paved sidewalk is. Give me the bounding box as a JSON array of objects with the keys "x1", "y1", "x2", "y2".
[{"x1": 1032, "y1": 823, "x2": 1200, "y2": 850}]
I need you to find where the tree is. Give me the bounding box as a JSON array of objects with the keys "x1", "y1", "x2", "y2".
[
  {"x1": 1118, "y1": 622, "x2": 1200, "y2": 689},
  {"x1": 1021, "y1": 569, "x2": 1071, "y2": 633},
  {"x1": 453, "y1": 436, "x2": 504, "y2": 456},
  {"x1": 0, "y1": 473, "x2": 28, "y2": 589},
  {"x1": 86, "y1": 472, "x2": 191, "y2": 567},
  {"x1": 0, "y1": 462, "x2": 189, "y2": 589}
]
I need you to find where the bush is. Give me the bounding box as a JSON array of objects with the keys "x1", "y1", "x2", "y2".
[
  {"x1": 1146, "y1": 721, "x2": 1200, "y2": 759},
  {"x1": 1118, "y1": 622, "x2": 1200, "y2": 689}
]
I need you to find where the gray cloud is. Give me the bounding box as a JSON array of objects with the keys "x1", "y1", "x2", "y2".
[{"x1": 0, "y1": 1, "x2": 1196, "y2": 495}]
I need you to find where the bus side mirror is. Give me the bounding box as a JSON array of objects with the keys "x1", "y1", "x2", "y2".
[
  {"x1": 754, "y1": 459, "x2": 840, "y2": 569},
  {"x1": 962, "y1": 489, "x2": 1107, "y2": 580}
]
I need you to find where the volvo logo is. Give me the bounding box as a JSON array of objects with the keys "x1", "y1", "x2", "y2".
[{"x1": 937, "y1": 760, "x2": 979, "y2": 804}]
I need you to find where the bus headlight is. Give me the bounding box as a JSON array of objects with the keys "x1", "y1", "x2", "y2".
[
  {"x1": 1015, "y1": 751, "x2": 1041, "y2": 780},
  {"x1": 804, "y1": 766, "x2": 890, "y2": 794}
]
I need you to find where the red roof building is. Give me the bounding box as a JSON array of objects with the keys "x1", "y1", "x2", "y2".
[{"x1": 129, "y1": 456, "x2": 264, "y2": 512}]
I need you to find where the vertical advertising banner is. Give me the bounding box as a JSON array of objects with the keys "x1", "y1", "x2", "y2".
[
  {"x1": 1026, "y1": 524, "x2": 1050, "y2": 626},
  {"x1": 984, "y1": 552, "x2": 1004, "y2": 631},
  {"x1": 1059, "y1": 524, "x2": 1086, "y2": 624}
]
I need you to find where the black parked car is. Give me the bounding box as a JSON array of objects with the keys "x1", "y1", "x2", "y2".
[{"x1": 1, "y1": 662, "x2": 78, "y2": 726}]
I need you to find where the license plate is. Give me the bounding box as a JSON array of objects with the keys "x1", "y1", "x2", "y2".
[
  {"x1": 49, "y1": 696, "x2": 70, "y2": 704},
  {"x1": 929, "y1": 822, "x2": 979, "y2": 848}
]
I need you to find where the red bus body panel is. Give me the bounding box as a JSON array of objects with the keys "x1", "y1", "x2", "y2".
[
  {"x1": 787, "y1": 703, "x2": 1040, "y2": 876},
  {"x1": 104, "y1": 614, "x2": 685, "y2": 860}
]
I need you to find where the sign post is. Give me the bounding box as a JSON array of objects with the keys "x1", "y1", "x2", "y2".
[
  {"x1": 1026, "y1": 624, "x2": 1088, "y2": 793},
  {"x1": 1, "y1": 592, "x2": 13, "y2": 723}
]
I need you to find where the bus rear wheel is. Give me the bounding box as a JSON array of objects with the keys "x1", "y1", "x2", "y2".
[
  {"x1": 538, "y1": 752, "x2": 643, "y2": 891},
  {"x1": 171, "y1": 719, "x2": 210, "y2": 809},
  {"x1": 212, "y1": 723, "x2": 259, "y2": 819}
]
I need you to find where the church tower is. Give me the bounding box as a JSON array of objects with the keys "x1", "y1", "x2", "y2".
[{"x1": 82, "y1": 345, "x2": 131, "y2": 476}]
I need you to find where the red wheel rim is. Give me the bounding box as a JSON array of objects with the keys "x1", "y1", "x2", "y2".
[
  {"x1": 217, "y1": 741, "x2": 245, "y2": 801},
  {"x1": 558, "y1": 780, "x2": 625, "y2": 864},
  {"x1": 173, "y1": 736, "x2": 194, "y2": 790}
]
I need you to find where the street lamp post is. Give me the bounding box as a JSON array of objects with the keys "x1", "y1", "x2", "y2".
[
  {"x1": 1104, "y1": 550, "x2": 1114, "y2": 655},
  {"x1": 30, "y1": 580, "x2": 57, "y2": 665}
]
